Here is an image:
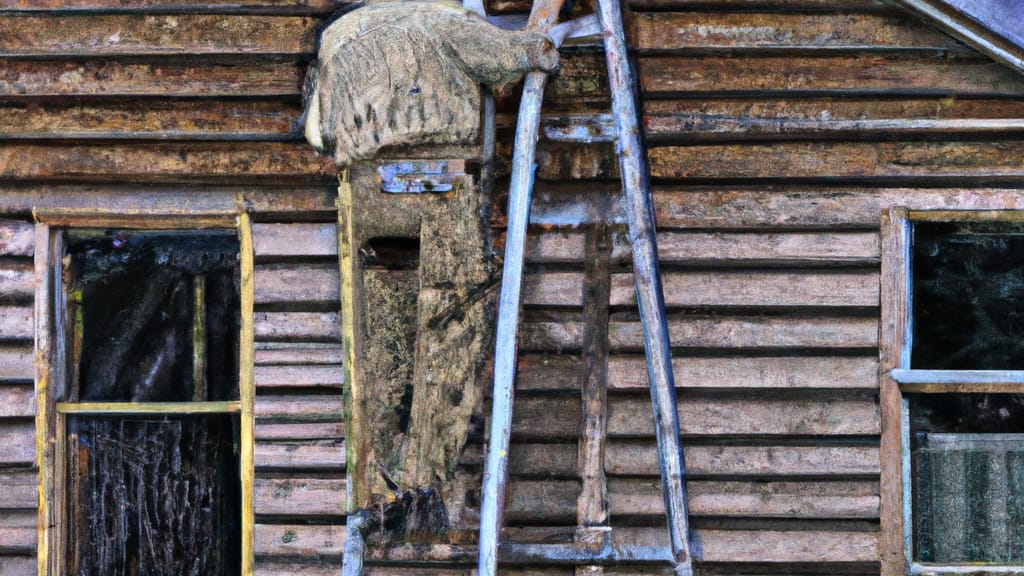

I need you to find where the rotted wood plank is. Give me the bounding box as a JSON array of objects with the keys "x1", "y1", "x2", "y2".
[
  {"x1": 648, "y1": 186, "x2": 1024, "y2": 229},
  {"x1": 609, "y1": 270, "x2": 880, "y2": 308},
  {"x1": 0, "y1": 306, "x2": 31, "y2": 339},
  {"x1": 644, "y1": 97, "x2": 1024, "y2": 142},
  {"x1": 0, "y1": 384, "x2": 33, "y2": 417},
  {"x1": 633, "y1": 12, "x2": 959, "y2": 51},
  {"x1": 253, "y1": 223, "x2": 337, "y2": 258},
  {"x1": 638, "y1": 55, "x2": 1024, "y2": 97},
  {"x1": 0, "y1": 512, "x2": 34, "y2": 553},
  {"x1": 0, "y1": 59, "x2": 304, "y2": 97},
  {"x1": 605, "y1": 441, "x2": 880, "y2": 476},
  {"x1": 254, "y1": 312, "x2": 341, "y2": 341},
  {"x1": 0, "y1": 0, "x2": 349, "y2": 12},
  {"x1": 609, "y1": 478, "x2": 879, "y2": 519},
  {"x1": 0, "y1": 557, "x2": 34, "y2": 576},
  {"x1": 255, "y1": 395, "x2": 344, "y2": 422},
  {"x1": 255, "y1": 365, "x2": 343, "y2": 389},
  {"x1": 255, "y1": 343, "x2": 344, "y2": 365},
  {"x1": 255, "y1": 524, "x2": 345, "y2": 557},
  {"x1": 0, "y1": 99, "x2": 302, "y2": 141},
  {"x1": 0, "y1": 185, "x2": 337, "y2": 219},
  {"x1": 607, "y1": 355, "x2": 879, "y2": 390},
  {"x1": 0, "y1": 344, "x2": 32, "y2": 381},
  {"x1": 0, "y1": 221, "x2": 32, "y2": 257},
  {"x1": 254, "y1": 440, "x2": 345, "y2": 470},
  {"x1": 520, "y1": 315, "x2": 879, "y2": 352},
  {"x1": 254, "y1": 263, "x2": 339, "y2": 306},
  {"x1": 647, "y1": 141, "x2": 1024, "y2": 181},
  {"x1": 0, "y1": 15, "x2": 317, "y2": 56},
  {"x1": 254, "y1": 476, "x2": 346, "y2": 516},
  {"x1": 0, "y1": 266, "x2": 31, "y2": 305},
  {"x1": 606, "y1": 395, "x2": 880, "y2": 436},
  {"x1": 0, "y1": 470, "x2": 35, "y2": 510},
  {"x1": 0, "y1": 142, "x2": 335, "y2": 183}
]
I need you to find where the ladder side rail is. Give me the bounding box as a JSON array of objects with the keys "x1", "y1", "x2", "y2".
[{"x1": 593, "y1": 0, "x2": 694, "y2": 574}]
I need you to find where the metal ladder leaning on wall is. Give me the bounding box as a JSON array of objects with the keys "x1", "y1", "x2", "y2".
[{"x1": 476, "y1": 0, "x2": 694, "y2": 574}]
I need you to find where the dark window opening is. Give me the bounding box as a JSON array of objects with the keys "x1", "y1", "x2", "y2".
[
  {"x1": 909, "y1": 220, "x2": 1024, "y2": 565},
  {"x1": 61, "y1": 230, "x2": 242, "y2": 576}
]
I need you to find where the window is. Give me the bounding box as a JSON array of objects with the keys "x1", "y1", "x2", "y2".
[
  {"x1": 33, "y1": 211, "x2": 255, "y2": 576},
  {"x1": 881, "y1": 209, "x2": 1024, "y2": 575}
]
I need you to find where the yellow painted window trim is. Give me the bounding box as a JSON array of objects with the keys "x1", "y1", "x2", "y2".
[{"x1": 33, "y1": 209, "x2": 255, "y2": 576}]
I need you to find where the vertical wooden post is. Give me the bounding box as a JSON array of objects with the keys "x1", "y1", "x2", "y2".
[
  {"x1": 336, "y1": 169, "x2": 369, "y2": 512},
  {"x1": 880, "y1": 207, "x2": 911, "y2": 576},
  {"x1": 192, "y1": 275, "x2": 207, "y2": 402},
  {"x1": 34, "y1": 222, "x2": 54, "y2": 576},
  {"x1": 576, "y1": 223, "x2": 612, "y2": 576},
  {"x1": 238, "y1": 211, "x2": 256, "y2": 576}
]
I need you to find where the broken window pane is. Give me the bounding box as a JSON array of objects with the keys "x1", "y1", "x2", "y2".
[{"x1": 912, "y1": 221, "x2": 1024, "y2": 370}]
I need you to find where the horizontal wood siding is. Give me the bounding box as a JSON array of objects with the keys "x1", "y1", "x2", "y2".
[{"x1": 2, "y1": 0, "x2": 1024, "y2": 574}]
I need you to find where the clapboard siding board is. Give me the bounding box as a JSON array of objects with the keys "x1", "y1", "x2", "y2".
[
  {"x1": 0, "y1": 511, "x2": 35, "y2": 553},
  {"x1": 0, "y1": 306, "x2": 31, "y2": 341},
  {"x1": 0, "y1": 266, "x2": 32, "y2": 305},
  {"x1": 516, "y1": 354, "x2": 879, "y2": 391},
  {"x1": 0, "y1": 470, "x2": 36, "y2": 510},
  {"x1": 255, "y1": 342, "x2": 344, "y2": 365},
  {"x1": 607, "y1": 442, "x2": 880, "y2": 477},
  {"x1": 609, "y1": 478, "x2": 880, "y2": 519},
  {"x1": 255, "y1": 523, "x2": 345, "y2": 557},
  {"x1": 0, "y1": 345, "x2": 32, "y2": 382},
  {"x1": 0, "y1": 0, "x2": 349, "y2": 12},
  {"x1": 0, "y1": 15, "x2": 317, "y2": 56},
  {"x1": 0, "y1": 11, "x2": 962, "y2": 57},
  {"x1": 633, "y1": 12, "x2": 960, "y2": 51},
  {"x1": 523, "y1": 270, "x2": 879, "y2": 307},
  {"x1": 0, "y1": 185, "x2": 337, "y2": 220},
  {"x1": 255, "y1": 440, "x2": 345, "y2": 470},
  {"x1": 0, "y1": 99, "x2": 302, "y2": 141},
  {"x1": 0, "y1": 60, "x2": 305, "y2": 97},
  {"x1": 254, "y1": 476, "x2": 346, "y2": 516},
  {"x1": 0, "y1": 384, "x2": 34, "y2": 417},
  {"x1": 531, "y1": 139, "x2": 1024, "y2": 181},
  {"x1": 509, "y1": 395, "x2": 879, "y2": 437},
  {"x1": 0, "y1": 142, "x2": 335, "y2": 183},
  {"x1": 254, "y1": 263, "x2": 339, "y2": 305},
  {"x1": 0, "y1": 421, "x2": 33, "y2": 465},
  {"x1": 0, "y1": 557, "x2": 34, "y2": 576},
  {"x1": 254, "y1": 312, "x2": 341, "y2": 341},
  {"x1": 522, "y1": 315, "x2": 878, "y2": 351},
  {"x1": 0, "y1": 221, "x2": 32, "y2": 257}
]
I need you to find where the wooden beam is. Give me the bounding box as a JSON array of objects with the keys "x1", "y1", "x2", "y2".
[{"x1": 254, "y1": 441, "x2": 345, "y2": 470}]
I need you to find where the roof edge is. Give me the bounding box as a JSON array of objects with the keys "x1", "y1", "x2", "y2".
[{"x1": 896, "y1": 0, "x2": 1024, "y2": 76}]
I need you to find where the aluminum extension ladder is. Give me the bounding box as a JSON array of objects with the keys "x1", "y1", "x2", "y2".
[{"x1": 475, "y1": 0, "x2": 694, "y2": 574}]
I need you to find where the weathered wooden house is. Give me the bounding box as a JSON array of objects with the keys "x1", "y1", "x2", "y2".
[{"x1": 2, "y1": 0, "x2": 1024, "y2": 575}]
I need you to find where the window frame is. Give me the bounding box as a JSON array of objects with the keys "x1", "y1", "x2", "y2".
[
  {"x1": 881, "y1": 208, "x2": 1024, "y2": 576},
  {"x1": 33, "y1": 208, "x2": 256, "y2": 576}
]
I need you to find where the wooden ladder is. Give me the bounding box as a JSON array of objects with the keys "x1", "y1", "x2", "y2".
[{"x1": 475, "y1": 0, "x2": 695, "y2": 574}]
